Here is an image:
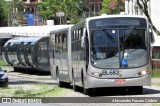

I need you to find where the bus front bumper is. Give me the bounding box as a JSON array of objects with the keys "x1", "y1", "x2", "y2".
[{"x1": 86, "y1": 74, "x2": 151, "y2": 89}]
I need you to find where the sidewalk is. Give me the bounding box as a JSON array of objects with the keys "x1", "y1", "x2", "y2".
[{"x1": 152, "y1": 78, "x2": 160, "y2": 85}]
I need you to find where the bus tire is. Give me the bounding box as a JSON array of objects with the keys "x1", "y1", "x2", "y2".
[
  {"x1": 84, "y1": 88, "x2": 91, "y2": 95},
  {"x1": 81, "y1": 70, "x2": 87, "y2": 94},
  {"x1": 128, "y1": 86, "x2": 143, "y2": 94},
  {"x1": 14, "y1": 67, "x2": 19, "y2": 72},
  {"x1": 56, "y1": 68, "x2": 63, "y2": 87},
  {"x1": 136, "y1": 86, "x2": 143, "y2": 94},
  {"x1": 72, "y1": 70, "x2": 78, "y2": 91},
  {"x1": 81, "y1": 69, "x2": 84, "y2": 87}
]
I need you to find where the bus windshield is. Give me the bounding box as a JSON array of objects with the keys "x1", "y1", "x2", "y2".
[{"x1": 90, "y1": 27, "x2": 148, "y2": 68}]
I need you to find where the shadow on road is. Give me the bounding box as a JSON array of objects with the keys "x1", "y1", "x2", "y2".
[
  {"x1": 11, "y1": 68, "x2": 51, "y2": 76},
  {"x1": 143, "y1": 87, "x2": 160, "y2": 95},
  {"x1": 9, "y1": 81, "x2": 57, "y2": 85},
  {"x1": 89, "y1": 87, "x2": 160, "y2": 97},
  {"x1": 71, "y1": 86, "x2": 160, "y2": 97}
]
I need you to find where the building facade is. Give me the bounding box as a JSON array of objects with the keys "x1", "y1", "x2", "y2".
[
  {"x1": 125, "y1": 0, "x2": 143, "y2": 15},
  {"x1": 23, "y1": 0, "x2": 43, "y2": 26},
  {"x1": 83, "y1": 0, "x2": 103, "y2": 18}
]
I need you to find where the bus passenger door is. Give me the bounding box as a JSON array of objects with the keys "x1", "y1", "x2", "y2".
[
  {"x1": 49, "y1": 34, "x2": 56, "y2": 79},
  {"x1": 61, "y1": 33, "x2": 69, "y2": 81},
  {"x1": 81, "y1": 28, "x2": 89, "y2": 87}
]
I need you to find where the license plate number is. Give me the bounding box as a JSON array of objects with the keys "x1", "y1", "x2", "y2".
[{"x1": 114, "y1": 80, "x2": 126, "y2": 84}]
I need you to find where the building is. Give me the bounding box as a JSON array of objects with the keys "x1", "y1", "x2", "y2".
[
  {"x1": 23, "y1": 0, "x2": 43, "y2": 26},
  {"x1": 83, "y1": 0, "x2": 103, "y2": 18},
  {"x1": 125, "y1": 0, "x2": 143, "y2": 15},
  {"x1": 5, "y1": 0, "x2": 43, "y2": 26}
]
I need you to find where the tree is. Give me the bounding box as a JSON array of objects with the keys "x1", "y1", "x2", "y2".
[
  {"x1": 137, "y1": 0, "x2": 160, "y2": 35},
  {"x1": 100, "y1": 0, "x2": 125, "y2": 15},
  {"x1": 6, "y1": 0, "x2": 25, "y2": 26},
  {"x1": 0, "y1": 0, "x2": 8, "y2": 26},
  {"x1": 37, "y1": 0, "x2": 83, "y2": 24},
  {"x1": 62, "y1": 0, "x2": 83, "y2": 23},
  {"x1": 38, "y1": 0, "x2": 62, "y2": 21}
]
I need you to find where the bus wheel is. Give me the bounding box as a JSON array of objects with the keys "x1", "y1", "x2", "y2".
[
  {"x1": 84, "y1": 88, "x2": 88, "y2": 95},
  {"x1": 81, "y1": 70, "x2": 88, "y2": 94},
  {"x1": 128, "y1": 86, "x2": 143, "y2": 94},
  {"x1": 56, "y1": 69, "x2": 62, "y2": 87},
  {"x1": 135, "y1": 86, "x2": 143, "y2": 94},
  {"x1": 72, "y1": 70, "x2": 77, "y2": 91},
  {"x1": 84, "y1": 88, "x2": 91, "y2": 95},
  {"x1": 14, "y1": 67, "x2": 19, "y2": 72}
]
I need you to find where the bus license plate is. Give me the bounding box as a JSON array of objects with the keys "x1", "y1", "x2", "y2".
[{"x1": 114, "y1": 79, "x2": 126, "y2": 84}]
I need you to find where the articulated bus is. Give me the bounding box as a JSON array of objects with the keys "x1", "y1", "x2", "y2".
[
  {"x1": 50, "y1": 15, "x2": 154, "y2": 95},
  {"x1": 50, "y1": 25, "x2": 73, "y2": 86}
]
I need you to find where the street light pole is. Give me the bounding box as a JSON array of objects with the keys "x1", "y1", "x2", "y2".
[{"x1": 60, "y1": 16, "x2": 61, "y2": 25}]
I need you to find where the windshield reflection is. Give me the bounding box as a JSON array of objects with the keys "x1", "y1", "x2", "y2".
[{"x1": 90, "y1": 28, "x2": 147, "y2": 68}]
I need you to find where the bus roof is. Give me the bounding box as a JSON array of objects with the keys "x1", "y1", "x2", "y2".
[
  {"x1": 85, "y1": 15, "x2": 148, "y2": 21},
  {"x1": 71, "y1": 15, "x2": 148, "y2": 30},
  {"x1": 50, "y1": 25, "x2": 73, "y2": 34}
]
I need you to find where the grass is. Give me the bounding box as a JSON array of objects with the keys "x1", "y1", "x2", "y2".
[
  {"x1": 152, "y1": 104, "x2": 160, "y2": 106},
  {"x1": 0, "y1": 60, "x2": 12, "y2": 68},
  {"x1": 0, "y1": 60, "x2": 7, "y2": 66},
  {"x1": 0, "y1": 84, "x2": 71, "y2": 97},
  {"x1": 32, "y1": 86, "x2": 70, "y2": 97},
  {"x1": 152, "y1": 69, "x2": 160, "y2": 78},
  {"x1": 14, "y1": 88, "x2": 32, "y2": 95}
]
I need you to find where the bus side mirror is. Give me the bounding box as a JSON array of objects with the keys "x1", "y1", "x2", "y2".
[
  {"x1": 150, "y1": 29, "x2": 155, "y2": 44},
  {"x1": 81, "y1": 28, "x2": 87, "y2": 48}
]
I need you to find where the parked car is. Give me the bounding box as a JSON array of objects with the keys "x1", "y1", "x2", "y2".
[{"x1": 0, "y1": 67, "x2": 8, "y2": 87}]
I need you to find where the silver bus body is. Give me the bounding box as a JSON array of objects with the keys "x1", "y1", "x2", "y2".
[
  {"x1": 72, "y1": 15, "x2": 151, "y2": 89},
  {"x1": 50, "y1": 25, "x2": 73, "y2": 84},
  {"x1": 50, "y1": 15, "x2": 152, "y2": 94}
]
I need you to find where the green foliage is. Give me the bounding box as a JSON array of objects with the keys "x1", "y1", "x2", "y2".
[
  {"x1": 8, "y1": 0, "x2": 25, "y2": 26},
  {"x1": 0, "y1": 60, "x2": 7, "y2": 66},
  {"x1": 0, "y1": 0, "x2": 26, "y2": 27},
  {"x1": 10, "y1": 0, "x2": 25, "y2": 15},
  {"x1": 152, "y1": 69, "x2": 160, "y2": 78},
  {"x1": 100, "y1": 0, "x2": 125, "y2": 15},
  {"x1": 0, "y1": 84, "x2": 71, "y2": 97},
  {"x1": 100, "y1": 0, "x2": 112, "y2": 15},
  {"x1": 0, "y1": 0, "x2": 9, "y2": 26},
  {"x1": 37, "y1": 0, "x2": 84, "y2": 24}
]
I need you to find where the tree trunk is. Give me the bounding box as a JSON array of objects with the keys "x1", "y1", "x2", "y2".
[{"x1": 137, "y1": 0, "x2": 160, "y2": 35}]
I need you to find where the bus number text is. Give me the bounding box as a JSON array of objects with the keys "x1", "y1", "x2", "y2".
[{"x1": 102, "y1": 70, "x2": 119, "y2": 75}]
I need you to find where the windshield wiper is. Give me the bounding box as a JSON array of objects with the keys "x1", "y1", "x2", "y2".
[
  {"x1": 123, "y1": 26, "x2": 135, "y2": 41},
  {"x1": 102, "y1": 28, "x2": 115, "y2": 42}
]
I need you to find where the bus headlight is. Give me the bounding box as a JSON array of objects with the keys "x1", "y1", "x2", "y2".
[
  {"x1": 138, "y1": 70, "x2": 148, "y2": 76},
  {"x1": 91, "y1": 72, "x2": 102, "y2": 78}
]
